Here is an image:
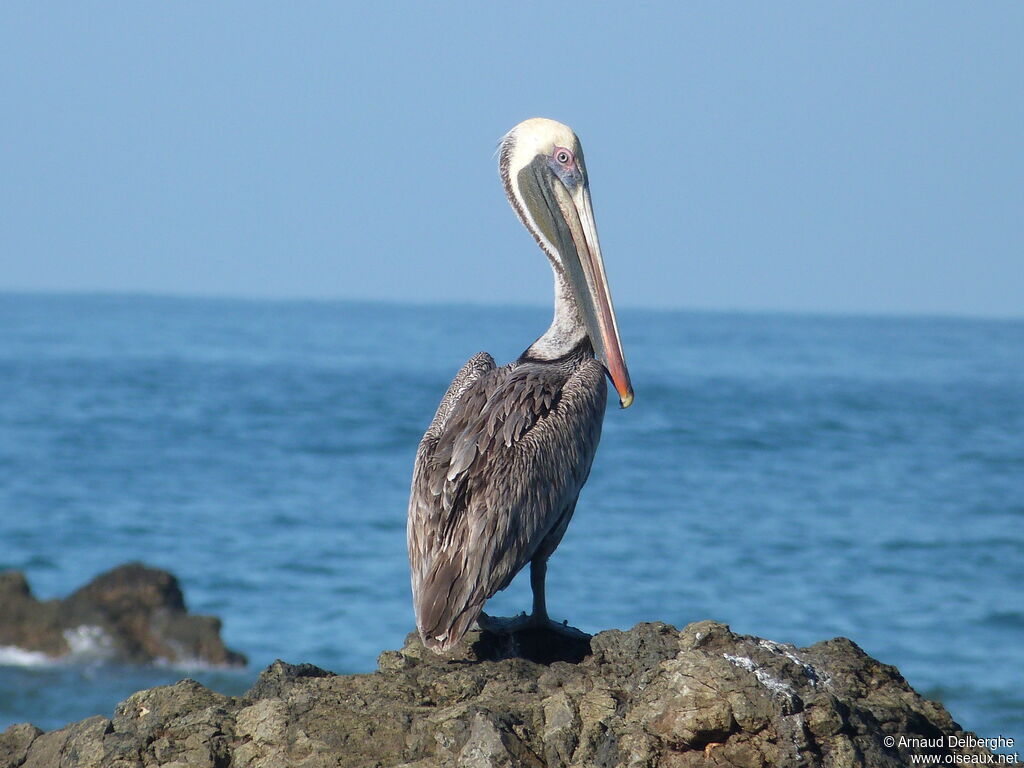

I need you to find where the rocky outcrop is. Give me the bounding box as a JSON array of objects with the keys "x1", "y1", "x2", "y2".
[
  {"x1": 0, "y1": 563, "x2": 245, "y2": 667},
  {"x1": 0, "y1": 620, "x2": 999, "y2": 767}
]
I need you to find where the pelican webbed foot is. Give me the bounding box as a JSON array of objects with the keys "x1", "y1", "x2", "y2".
[
  {"x1": 469, "y1": 610, "x2": 592, "y2": 664},
  {"x1": 477, "y1": 611, "x2": 590, "y2": 640}
]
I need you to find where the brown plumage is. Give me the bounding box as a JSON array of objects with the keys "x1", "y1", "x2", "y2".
[{"x1": 406, "y1": 119, "x2": 633, "y2": 652}]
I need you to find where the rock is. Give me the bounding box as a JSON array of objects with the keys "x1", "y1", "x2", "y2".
[
  {"x1": 0, "y1": 563, "x2": 246, "y2": 667},
  {"x1": 0, "y1": 620, "x2": 1001, "y2": 767},
  {"x1": 0, "y1": 723, "x2": 41, "y2": 768}
]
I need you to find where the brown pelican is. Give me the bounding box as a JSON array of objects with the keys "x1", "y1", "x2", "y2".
[{"x1": 407, "y1": 118, "x2": 633, "y2": 652}]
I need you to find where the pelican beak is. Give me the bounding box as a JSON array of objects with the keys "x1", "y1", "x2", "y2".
[{"x1": 555, "y1": 183, "x2": 634, "y2": 408}]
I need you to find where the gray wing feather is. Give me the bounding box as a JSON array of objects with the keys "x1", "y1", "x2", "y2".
[
  {"x1": 407, "y1": 356, "x2": 607, "y2": 650},
  {"x1": 420, "y1": 352, "x2": 497, "y2": 444},
  {"x1": 407, "y1": 352, "x2": 496, "y2": 613}
]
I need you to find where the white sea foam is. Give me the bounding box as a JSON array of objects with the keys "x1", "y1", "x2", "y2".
[
  {"x1": 153, "y1": 654, "x2": 235, "y2": 672},
  {"x1": 0, "y1": 645, "x2": 56, "y2": 667},
  {"x1": 0, "y1": 626, "x2": 243, "y2": 672},
  {"x1": 0, "y1": 626, "x2": 117, "y2": 668},
  {"x1": 62, "y1": 625, "x2": 116, "y2": 661}
]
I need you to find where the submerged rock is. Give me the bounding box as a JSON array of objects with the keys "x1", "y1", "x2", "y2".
[
  {"x1": 0, "y1": 563, "x2": 246, "y2": 667},
  {"x1": 0, "y1": 620, "x2": 997, "y2": 767}
]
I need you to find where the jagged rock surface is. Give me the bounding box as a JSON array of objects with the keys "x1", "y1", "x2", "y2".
[
  {"x1": 0, "y1": 621, "x2": 995, "y2": 767},
  {"x1": 0, "y1": 563, "x2": 246, "y2": 667}
]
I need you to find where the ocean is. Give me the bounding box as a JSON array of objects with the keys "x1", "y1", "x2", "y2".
[{"x1": 0, "y1": 293, "x2": 1021, "y2": 746}]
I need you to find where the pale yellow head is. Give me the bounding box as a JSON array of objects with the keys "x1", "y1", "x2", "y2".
[
  {"x1": 501, "y1": 118, "x2": 582, "y2": 177},
  {"x1": 497, "y1": 118, "x2": 633, "y2": 408}
]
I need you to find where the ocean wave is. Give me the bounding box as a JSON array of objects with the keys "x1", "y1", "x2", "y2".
[
  {"x1": 152, "y1": 654, "x2": 247, "y2": 672},
  {"x1": 0, "y1": 626, "x2": 116, "y2": 669},
  {"x1": 62, "y1": 625, "x2": 117, "y2": 662},
  {"x1": 0, "y1": 645, "x2": 55, "y2": 667},
  {"x1": 0, "y1": 625, "x2": 246, "y2": 671}
]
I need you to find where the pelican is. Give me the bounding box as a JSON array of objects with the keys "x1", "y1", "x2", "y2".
[{"x1": 407, "y1": 118, "x2": 633, "y2": 652}]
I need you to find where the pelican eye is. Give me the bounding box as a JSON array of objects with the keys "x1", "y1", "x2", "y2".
[{"x1": 554, "y1": 148, "x2": 573, "y2": 166}]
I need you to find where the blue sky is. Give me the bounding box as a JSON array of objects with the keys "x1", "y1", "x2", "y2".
[{"x1": 2, "y1": 3, "x2": 1021, "y2": 317}]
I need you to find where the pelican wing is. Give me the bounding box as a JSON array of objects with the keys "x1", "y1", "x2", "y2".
[
  {"x1": 407, "y1": 357, "x2": 607, "y2": 650},
  {"x1": 416, "y1": 352, "x2": 497, "y2": 446}
]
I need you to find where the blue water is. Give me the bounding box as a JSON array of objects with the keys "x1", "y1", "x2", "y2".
[{"x1": 0, "y1": 293, "x2": 1021, "y2": 745}]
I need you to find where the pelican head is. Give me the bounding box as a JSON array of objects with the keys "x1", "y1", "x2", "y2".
[{"x1": 499, "y1": 118, "x2": 633, "y2": 408}]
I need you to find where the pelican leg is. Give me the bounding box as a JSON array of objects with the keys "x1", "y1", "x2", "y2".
[
  {"x1": 530, "y1": 556, "x2": 549, "y2": 622},
  {"x1": 477, "y1": 555, "x2": 588, "y2": 640},
  {"x1": 476, "y1": 557, "x2": 549, "y2": 631}
]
